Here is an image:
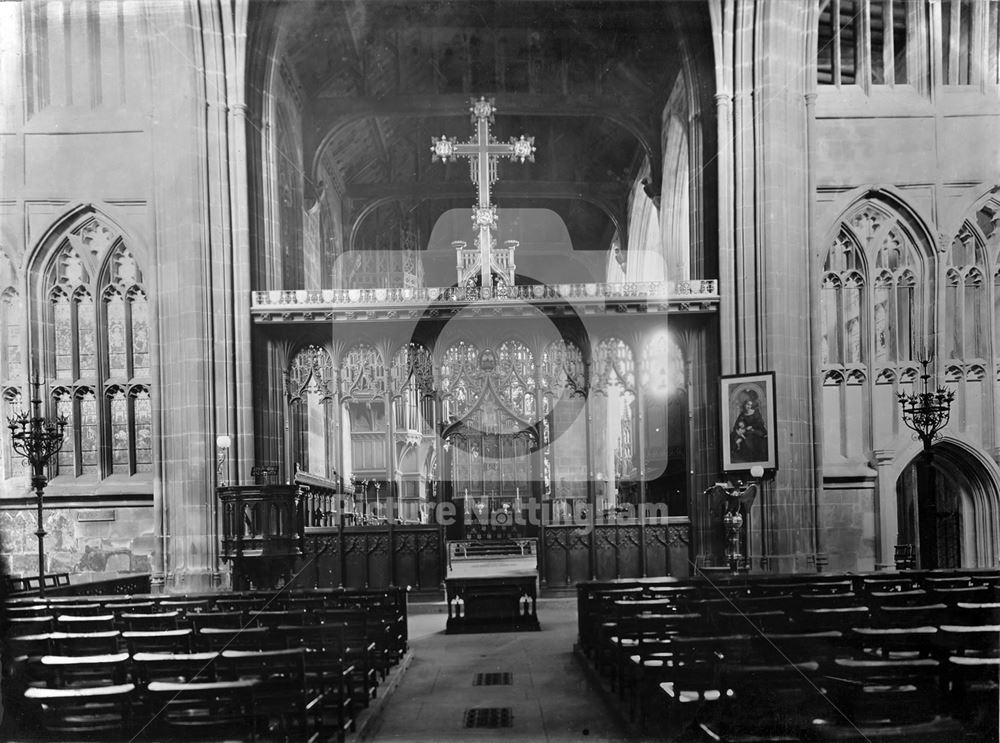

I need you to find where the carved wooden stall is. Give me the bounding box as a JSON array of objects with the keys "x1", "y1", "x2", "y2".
[
  {"x1": 220, "y1": 472, "x2": 447, "y2": 592},
  {"x1": 538, "y1": 519, "x2": 690, "y2": 587}
]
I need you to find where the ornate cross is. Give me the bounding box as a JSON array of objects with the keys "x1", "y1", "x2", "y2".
[{"x1": 431, "y1": 97, "x2": 536, "y2": 294}]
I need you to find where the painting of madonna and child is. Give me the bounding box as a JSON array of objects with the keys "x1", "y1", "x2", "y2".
[{"x1": 720, "y1": 372, "x2": 777, "y2": 473}]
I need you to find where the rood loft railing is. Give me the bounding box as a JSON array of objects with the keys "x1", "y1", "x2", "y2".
[{"x1": 252, "y1": 279, "x2": 718, "y2": 310}]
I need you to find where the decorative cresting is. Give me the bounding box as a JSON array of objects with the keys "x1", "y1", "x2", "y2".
[
  {"x1": 7, "y1": 376, "x2": 67, "y2": 595},
  {"x1": 285, "y1": 345, "x2": 335, "y2": 403},
  {"x1": 431, "y1": 96, "x2": 536, "y2": 294},
  {"x1": 340, "y1": 343, "x2": 386, "y2": 400},
  {"x1": 252, "y1": 279, "x2": 719, "y2": 311},
  {"x1": 897, "y1": 360, "x2": 955, "y2": 448}
]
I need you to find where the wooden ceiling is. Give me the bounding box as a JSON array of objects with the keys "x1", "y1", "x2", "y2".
[{"x1": 261, "y1": 0, "x2": 711, "y2": 256}]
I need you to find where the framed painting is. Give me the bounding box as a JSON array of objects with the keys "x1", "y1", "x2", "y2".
[{"x1": 720, "y1": 371, "x2": 777, "y2": 472}]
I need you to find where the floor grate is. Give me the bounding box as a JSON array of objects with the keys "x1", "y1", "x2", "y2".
[
  {"x1": 473, "y1": 672, "x2": 512, "y2": 686},
  {"x1": 464, "y1": 707, "x2": 513, "y2": 728}
]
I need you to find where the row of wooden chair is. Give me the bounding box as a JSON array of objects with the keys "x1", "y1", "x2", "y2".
[
  {"x1": 14, "y1": 647, "x2": 342, "y2": 741},
  {"x1": 578, "y1": 571, "x2": 999, "y2": 741},
  {"x1": 2, "y1": 587, "x2": 410, "y2": 741}
]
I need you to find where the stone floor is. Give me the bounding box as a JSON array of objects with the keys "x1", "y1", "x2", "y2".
[{"x1": 367, "y1": 601, "x2": 629, "y2": 742}]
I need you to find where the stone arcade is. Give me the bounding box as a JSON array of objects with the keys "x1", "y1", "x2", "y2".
[{"x1": 0, "y1": 0, "x2": 999, "y2": 738}]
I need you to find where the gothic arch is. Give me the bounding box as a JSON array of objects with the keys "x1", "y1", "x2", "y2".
[
  {"x1": 891, "y1": 437, "x2": 1000, "y2": 568},
  {"x1": 936, "y1": 186, "x2": 1000, "y2": 245},
  {"x1": 821, "y1": 187, "x2": 938, "y2": 260},
  {"x1": 26, "y1": 202, "x2": 150, "y2": 280}
]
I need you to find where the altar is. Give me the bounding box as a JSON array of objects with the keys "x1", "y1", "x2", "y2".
[{"x1": 444, "y1": 540, "x2": 540, "y2": 633}]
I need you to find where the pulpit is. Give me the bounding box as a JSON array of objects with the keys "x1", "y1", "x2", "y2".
[{"x1": 218, "y1": 483, "x2": 305, "y2": 590}]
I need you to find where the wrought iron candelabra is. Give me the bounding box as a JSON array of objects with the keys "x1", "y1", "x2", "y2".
[
  {"x1": 7, "y1": 377, "x2": 67, "y2": 595},
  {"x1": 897, "y1": 360, "x2": 955, "y2": 447},
  {"x1": 897, "y1": 359, "x2": 954, "y2": 569}
]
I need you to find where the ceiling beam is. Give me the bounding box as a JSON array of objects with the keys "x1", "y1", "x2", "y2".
[{"x1": 307, "y1": 93, "x2": 659, "y2": 187}]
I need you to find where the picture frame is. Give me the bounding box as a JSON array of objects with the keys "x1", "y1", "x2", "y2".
[{"x1": 720, "y1": 371, "x2": 777, "y2": 473}]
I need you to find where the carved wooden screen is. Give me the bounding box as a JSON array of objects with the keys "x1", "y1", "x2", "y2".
[{"x1": 287, "y1": 345, "x2": 335, "y2": 478}]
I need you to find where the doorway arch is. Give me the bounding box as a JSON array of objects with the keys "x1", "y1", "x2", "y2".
[{"x1": 895, "y1": 440, "x2": 1000, "y2": 568}]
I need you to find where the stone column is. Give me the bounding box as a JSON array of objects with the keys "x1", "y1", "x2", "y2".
[
  {"x1": 728, "y1": 1, "x2": 819, "y2": 573},
  {"x1": 148, "y1": 1, "x2": 219, "y2": 591}
]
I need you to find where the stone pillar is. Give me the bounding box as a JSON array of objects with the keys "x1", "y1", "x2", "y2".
[
  {"x1": 148, "y1": 1, "x2": 220, "y2": 591},
  {"x1": 724, "y1": 0, "x2": 819, "y2": 573}
]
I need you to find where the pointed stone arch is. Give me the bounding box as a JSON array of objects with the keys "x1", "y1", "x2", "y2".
[{"x1": 893, "y1": 438, "x2": 1000, "y2": 568}]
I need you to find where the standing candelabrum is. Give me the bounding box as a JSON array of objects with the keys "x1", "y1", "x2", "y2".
[
  {"x1": 897, "y1": 359, "x2": 954, "y2": 569},
  {"x1": 7, "y1": 376, "x2": 67, "y2": 595},
  {"x1": 706, "y1": 479, "x2": 760, "y2": 574}
]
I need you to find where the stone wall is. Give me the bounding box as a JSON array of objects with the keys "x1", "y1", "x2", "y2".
[{"x1": 0, "y1": 505, "x2": 155, "y2": 582}]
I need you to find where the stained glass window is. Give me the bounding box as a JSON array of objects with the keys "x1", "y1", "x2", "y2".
[
  {"x1": 53, "y1": 293, "x2": 73, "y2": 378},
  {"x1": 78, "y1": 389, "x2": 98, "y2": 475},
  {"x1": 43, "y1": 221, "x2": 152, "y2": 481},
  {"x1": 76, "y1": 293, "x2": 96, "y2": 378},
  {"x1": 109, "y1": 387, "x2": 129, "y2": 469},
  {"x1": 131, "y1": 292, "x2": 149, "y2": 376},
  {"x1": 53, "y1": 388, "x2": 74, "y2": 475},
  {"x1": 106, "y1": 291, "x2": 127, "y2": 378},
  {"x1": 133, "y1": 388, "x2": 152, "y2": 472}
]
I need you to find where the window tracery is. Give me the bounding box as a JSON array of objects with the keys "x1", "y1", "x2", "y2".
[
  {"x1": 440, "y1": 341, "x2": 480, "y2": 422},
  {"x1": 341, "y1": 344, "x2": 386, "y2": 400},
  {"x1": 288, "y1": 346, "x2": 335, "y2": 478},
  {"x1": 540, "y1": 340, "x2": 585, "y2": 398},
  {"x1": 496, "y1": 340, "x2": 535, "y2": 419},
  {"x1": 41, "y1": 217, "x2": 152, "y2": 480},
  {"x1": 391, "y1": 343, "x2": 433, "y2": 433},
  {"x1": 944, "y1": 227, "x2": 987, "y2": 361}
]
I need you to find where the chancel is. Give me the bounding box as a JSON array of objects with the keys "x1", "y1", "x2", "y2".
[{"x1": 1, "y1": 1, "x2": 998, "y2": 741}]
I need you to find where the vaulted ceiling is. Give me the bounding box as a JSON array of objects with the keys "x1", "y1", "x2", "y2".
[{"x1": 256, "y1": 0, "x2": 712, "y2": 257}]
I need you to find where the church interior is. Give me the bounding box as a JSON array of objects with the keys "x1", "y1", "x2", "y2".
[{"x1": 1, "y1": 0, "x2": 999, "y2": 740}]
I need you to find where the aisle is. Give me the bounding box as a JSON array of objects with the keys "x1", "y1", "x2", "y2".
[{"x1": 368, "y1": 602, "x2": 628, "y2": 741}]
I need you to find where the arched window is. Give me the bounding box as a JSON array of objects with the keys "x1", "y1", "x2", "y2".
[
  {"x1": 821, "y1": 230, "x2": 865, "y2": 367},
  {"x1": 440, "y1": 341, "x2": 480, "y2": 423},
  {"x1": 41, "y1": 215, "x2": 152, "y2": 480},
  {"x1": 496, "y1": 340, "x2": 535, "y2": 419},
  {"x1": 944, "y1": 226, "x2": 987, "y2": 361}
]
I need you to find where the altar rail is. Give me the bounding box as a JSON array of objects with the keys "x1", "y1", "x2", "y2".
[{"x1": 297, "y1": 525, "x2": 446, "y2": 593}]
